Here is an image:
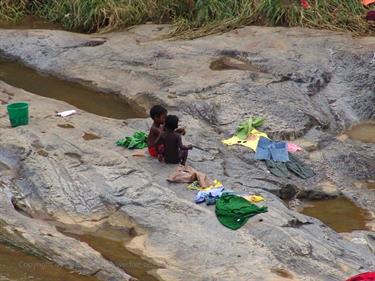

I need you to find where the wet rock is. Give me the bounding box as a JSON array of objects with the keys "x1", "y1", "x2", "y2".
[
  {"x1": 0, "y1": 188, "x2": 134, "y2": 281},
  {"x1": 0, "y1": 25, "x2": 374, "y2": 281}
]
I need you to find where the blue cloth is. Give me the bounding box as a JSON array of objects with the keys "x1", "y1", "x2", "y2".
[
  {"x1": 195, "y1": 187, "x2": 225, "y2": 204},
  {"x1": 255, "y1": 137, "x2": 289, "y2": 162}
]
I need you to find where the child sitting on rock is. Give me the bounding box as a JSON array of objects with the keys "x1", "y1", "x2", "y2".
[
  {"x1": 158, "y1": 115, "x2": 192, "y2": 165},
  {"x1": 148, "y1": 105, "x2": 167, "y2": 158},
  {"x1": 148, "y1": 105, "x2": 186, "y2": 159}
]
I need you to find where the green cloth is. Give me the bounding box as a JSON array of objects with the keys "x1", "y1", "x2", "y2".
[
  {"x1": 116, "y1": 131, "x2": 148, "y2": 149},
  {"x1": 286, "y1": 154, "x2": 315, "y2": 179},
  {"x1": 265, "y1": 160, "x2": 290, "y2": 178},
  {"x1": 235, "y1": 117, "x2": 265, "y2": 140},
  {"x1": 264, "y1": 154, "x2": 315, "y2": 179},
  {"x1": 215, "y1": 194, "x2": 268, "y2": 230}
]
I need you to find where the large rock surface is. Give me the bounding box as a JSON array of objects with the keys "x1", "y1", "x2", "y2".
[{"x1": 0, "y1": 25, "x2": 374, "y2": 281}]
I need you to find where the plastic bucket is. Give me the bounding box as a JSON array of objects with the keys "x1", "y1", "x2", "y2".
[{"x1": 7, "y1": 102, "x2": 29, "y2": 127}]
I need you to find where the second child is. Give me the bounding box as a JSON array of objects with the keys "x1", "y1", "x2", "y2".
[{"x1": 158, "y1": 115, "x2": 192, "y2": 165}]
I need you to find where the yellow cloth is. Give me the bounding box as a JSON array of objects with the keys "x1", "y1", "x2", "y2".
[
  {"x1": 222, "y1": 129, "x2": 269, "y2": 151},
  {"x1": 242, "y1": 195, "x2": 265, "y2": 203},
  {"x1": 187, "y1": 179, "x2": 222, "y2": 191}
]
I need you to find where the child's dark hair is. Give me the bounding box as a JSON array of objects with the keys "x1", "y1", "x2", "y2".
[
  {"x1": 150, "y1": 105, "x2": 167, "y2": 120},
  {"x1": 165, "y1": 115, "x2": 179, "y2": 131}
]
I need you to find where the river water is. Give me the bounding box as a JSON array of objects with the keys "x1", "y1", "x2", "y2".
[
  {"x1": 0, "y1": 244, "x2": 98, "y2": 281},
  {"x1": 0, "y1": 57, "x2": 146, "y2": 119}
]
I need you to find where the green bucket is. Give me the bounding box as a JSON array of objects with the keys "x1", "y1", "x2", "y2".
[{"x1": 7, "y1": 102, "x2": 29, "y2": 128}]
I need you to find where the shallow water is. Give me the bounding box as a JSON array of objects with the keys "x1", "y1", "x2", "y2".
[
  {"x1": 60, "y1": 230, "x2": 160, "y2": 281},
  {"x1": 0, "y1": 243, "x2": 98, "y2": 281},
  {"x1": 301, "y1": 197, "x2": 371, "y2": 233},
  {"x1": 346, "y1": 121, "x2": 375, "y2": 144},
  {"x1": 0, "y1": 16, "x2": 61, "y2": 30},
  {"x1": 0, "y1": 58, "x2": 146, "y2": 119}
]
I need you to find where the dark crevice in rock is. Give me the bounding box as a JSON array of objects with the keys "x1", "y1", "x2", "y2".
[
  {"x1": 282, "y1": 218, "x2": 313, "y2": 228},
  {"x1": 10, "y1": 197, "x2": 33, "y2": 219},
  {"x1": 279, "y1": 184, "x2": 300, "y2": 200},
  {"x1": 173, "y1": 82, "x2": 228, "y2": 99},
  {"x1": 63, "y1": 40, "x2": 107, "y2": 49}
]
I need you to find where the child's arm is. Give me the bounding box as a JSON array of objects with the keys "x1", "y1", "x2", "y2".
[
  {"x1": 175, "y1": 127, "x2": 186, "y2": 135},
  {"x1": 150, "y1": 126, "x2": 163, "y2": 147},
  {"x1": 177, "y1": 134, "x2": 193, "y2": 150}
]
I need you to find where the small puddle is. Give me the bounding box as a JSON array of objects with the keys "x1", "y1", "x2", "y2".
[
  {"x1": 0, "y1": 57, "x2": 146, "y2": 119},
  {"x1": 345, "y1": 121, "x2": 375, "y2": 144},
  {"x1": 82, "y1": 132, "x2": 101, "y2": 141},
  {"x1": 59, "y1": 229, "x2": 160, "y2": 281},
  {"x1": 210, "y1": 56, "x2": 264, "y2": 72},
  {"x1": 0, "y1": 16, "x2": 62, "y2": 30},
  {"x1": 301, "y1": 197, "x2": 372, "y2": 233},
  {"x1": 0, "y1": 243, "x2": 98, "y2": 281}
]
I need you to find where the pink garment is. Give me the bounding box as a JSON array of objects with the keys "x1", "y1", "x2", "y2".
[
  {"x1": 346, "y1": 272, "x2": 375, "y2": 281},
  {"x1": 301, "y1": 0, "x2": 310, "y2": 9},
  {"x1": 366, "y1": 11, "x2": 375, "y2": 21},
  {"x1": 287, "y1": 142, "x2": 303, "y2": 153}
]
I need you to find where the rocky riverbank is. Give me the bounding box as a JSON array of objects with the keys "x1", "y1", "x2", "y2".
[{"x1": 0, "y1": 25, "x2": 374, "y2": 281}]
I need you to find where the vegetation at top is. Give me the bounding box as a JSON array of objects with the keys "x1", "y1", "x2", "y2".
[{"x1": 0, "y1": 0, "x2": 373, "y2": 37}]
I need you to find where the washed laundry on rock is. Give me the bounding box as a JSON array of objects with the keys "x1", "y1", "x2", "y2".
[
  {"x1": 242, "y1": 195, "x2": 265, "y2": 203},
  {"x1": 222, "y1": 129, "x2": 268, "y2": 151},
  {"x1": 286, "y1": 154, "x2": 315, "y2": 179},
  {"x1": 264, "y1": 153, "x2": 315, "y2": 179},
  {"x1": 265, "y1": 160, "x2": 290, "y2": 178},
  {"x1": 287, "y1": 142, "x2": 303, "y2": 153},
  {"x1": 116, "y1": 131, "x2": 148, "y2": 149},
  {"x1": 187, "y1": 179, "x2": 223, "y2": 191},
  {"x1": 235, "y1": 117, "x2": 265, "y2": 140},
  {"x1": 195, "y1": 187, "x2": 225, "y2": 204},
  {"x1": 215, "y1": 194, "x2": 268, "y2": 230},
  {"x1": 255, "y1": 137, "x2": 289, "y2": 162},
  {"x1": 167, "y1": 165, "x2": 213, "y2": 187}
]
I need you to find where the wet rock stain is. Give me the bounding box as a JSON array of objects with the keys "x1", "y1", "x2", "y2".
[
  {"x1": 58, "y1": 123, "x2": 75, "y2": 129},
  {"x1": 82, "y1": 132, "x2": 101, "y2": 141}
]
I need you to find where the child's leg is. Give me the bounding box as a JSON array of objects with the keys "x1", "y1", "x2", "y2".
[{"x1": 179, "y1": 150, "x2": 188, "y2": 165}]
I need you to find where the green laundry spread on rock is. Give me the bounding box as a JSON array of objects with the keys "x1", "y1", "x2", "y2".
[
  {"x1": 235, "y1": 117, "x2": 265, "y2": 140},
  {"x1": 264, "y1": 154, "x2": 315, "y2": 179},
  {"x1": 215, "y1": 194, "x2": 268, "y2": 230},
  {"x1": 116, "y1": 131, "x2": 148, "y2": 149}
]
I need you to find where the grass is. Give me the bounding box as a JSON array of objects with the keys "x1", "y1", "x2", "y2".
[
  {"x1": 0, "y1": 0, "x2": 373, "y2": 37},
  {"x1": 0, "y1": 0, "x2": 29, "y2": 21}
]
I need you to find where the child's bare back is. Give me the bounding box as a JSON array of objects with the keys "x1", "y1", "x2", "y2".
[{"x1": 159, "y1": 115, "x2": 192, "y2": 165}]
